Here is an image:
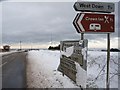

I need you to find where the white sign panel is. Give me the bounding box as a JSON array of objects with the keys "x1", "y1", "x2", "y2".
[{"x1": 74, "y1": 2, "x2": 115, "y2": 13}]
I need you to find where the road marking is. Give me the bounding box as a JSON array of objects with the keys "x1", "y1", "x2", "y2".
[{"x1": 0, "y1": 62, "x2": 7, "y2": 67}]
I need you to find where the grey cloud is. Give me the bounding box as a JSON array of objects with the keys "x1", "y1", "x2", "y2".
[{"x1": 2, "y1": 2, "x2": 119, "y2": 46}]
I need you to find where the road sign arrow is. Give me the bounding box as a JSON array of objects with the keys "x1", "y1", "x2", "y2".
[
  {"x1": 73, "y1": 13, "x2": 81, "y2": 33},
  {"x1": 77, "y1": 13, "x2": 85, "y2": 32}
]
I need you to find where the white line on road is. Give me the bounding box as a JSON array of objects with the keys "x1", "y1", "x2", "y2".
[{"x1": 0, "y1": 62, "x2": 7, "y2": 67}]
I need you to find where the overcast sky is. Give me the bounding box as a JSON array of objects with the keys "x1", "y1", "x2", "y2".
[{"x1": 1, "y1": 0, "x2": 120, "y2": 49}]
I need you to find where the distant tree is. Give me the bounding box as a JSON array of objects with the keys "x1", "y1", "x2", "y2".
[
  {"x1": 48, "y1": 46, "x2": 52, "y2": 50},
  {"x1": 48, "y1": 44, "x2": 60, "y2": 50},
  {"x1": 110, "y1": 48, "x2": 120, "y2": 52},
  {"x1": 101, "y1": 48, "x2": 120, "y2": 52}
]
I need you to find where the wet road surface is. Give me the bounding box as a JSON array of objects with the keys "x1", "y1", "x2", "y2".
[{"x1": 2, "y1": 51, "x2": 27, "y2": 88}]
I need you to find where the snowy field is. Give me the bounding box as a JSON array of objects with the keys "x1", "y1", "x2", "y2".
[
  {"x1": 26, "y1": 50, "x2": 119, "y2": 88},
  {"x1": 87, "y1": 51, "x2": 119, "y2": 88}
]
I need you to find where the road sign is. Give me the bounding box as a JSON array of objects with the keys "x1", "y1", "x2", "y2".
[
  {"x1": 58, "y1": 40, "x2": 88, "y2": 88},
  {"x1": 74, "y1": 2, "x2": 114, "y2": 13},
  {"x1": 73, "y1": 13, "x2": 114, "y2": 33}
]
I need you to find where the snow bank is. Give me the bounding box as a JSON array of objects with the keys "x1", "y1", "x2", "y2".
[
  {"x1": 0, "y1": 51, "x2": 16, "y2": 55},
  {"x1": 26, "y1": 50, "x2": 79, "y2": 88},
  {"x1": 75, "y1": 62, "x2": 87, "y2": 88},
  {"x1": 0, "y1": 50, "x2": 24, "y2": 56},
  {"x1": 61, "y1": 46, "x2": 74, "y2": 57},
  {"x1": 82, "y1": 47, "x2": 88, "y2": 61},
  {"x1": 27, "y1": 50, "x2": 118, "y2": 88}
]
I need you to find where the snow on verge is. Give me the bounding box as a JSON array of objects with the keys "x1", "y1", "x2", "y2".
[
  {"x1": 26, "y1": 50, "x2": 79, "y2": 88},
  {"x1": 61, "y1": 46, "x2": 74, "y2": 57},
  {"x1": 26, "y1": 50, "x2": 118, "y2": 88},
  {"x1": 0, "y1": 51, "x2": 17, "y2": 55},
  {"x1": 87, "y1": 51, "x2": 118, "y2": 88},
  {"x1": 75, "y1": 62, "x2": 87, "y2": 88}
]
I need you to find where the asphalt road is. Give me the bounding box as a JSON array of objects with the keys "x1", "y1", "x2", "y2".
[{"x1": 2, "y1": 51, "x2": 27, "y2": 88}]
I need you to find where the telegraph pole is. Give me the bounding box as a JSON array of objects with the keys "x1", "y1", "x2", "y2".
[
  {"x1": 51, "y1": 33, "x2": 53, "y2": 46},
  {"x1": 31, "y1": 43, "x2": 32, "y2": 50},
  {"x1": 20, "y1": 41, "x2": 22, "y2": 50}
]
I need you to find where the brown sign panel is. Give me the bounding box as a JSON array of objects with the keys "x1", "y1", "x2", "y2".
[{"x1": 73, "y1": 13, "x2": 115, "y2": 33}]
